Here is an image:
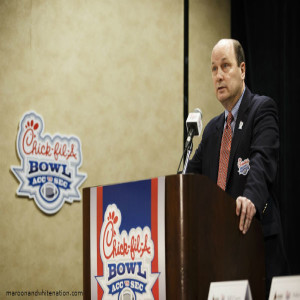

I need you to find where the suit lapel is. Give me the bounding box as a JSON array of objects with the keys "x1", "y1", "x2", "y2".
[{"x1": 226, "y1": 87, "x2": 251, "y2": 183}]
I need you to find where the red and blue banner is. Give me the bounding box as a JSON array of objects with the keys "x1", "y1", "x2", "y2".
[{"x1": 89, "y1": 177, "x2": 166, "y2": 300}]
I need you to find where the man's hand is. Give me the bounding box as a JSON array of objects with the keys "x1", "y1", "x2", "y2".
[{"x1": 236, "y1": 196, "x2": 256, "y2": 234}]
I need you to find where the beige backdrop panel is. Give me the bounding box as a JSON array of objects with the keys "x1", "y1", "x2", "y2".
[
  {"x1": 0, "y1": 0, "x2": 229, "y2": 298},
  {"x1": 189, "y1": 0, "x2": 231, "y2": 152}
]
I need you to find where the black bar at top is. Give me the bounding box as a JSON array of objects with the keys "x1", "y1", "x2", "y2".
[{"x1": 183, "y1": 0, "x2": 189, "y2": 152}]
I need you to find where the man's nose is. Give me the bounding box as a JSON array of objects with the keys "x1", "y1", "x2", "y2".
[{"x1": 216, "y1": 68, "x2": 224, "y2": 80}]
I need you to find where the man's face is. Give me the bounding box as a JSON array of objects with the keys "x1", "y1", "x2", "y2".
[{"x1": 211, "y1": 40, "x2": 245, "y2": 110}]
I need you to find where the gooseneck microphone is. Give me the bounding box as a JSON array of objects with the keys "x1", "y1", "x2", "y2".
[
  {"x1": 185, "y1": 108, "x2": 203, "y2": 149},
  {"x1": 177, "y1": 108, "x2": 203, "y2": 174}
]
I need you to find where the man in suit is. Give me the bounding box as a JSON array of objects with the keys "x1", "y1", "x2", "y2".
[{"x1": 186, "y1": 39, "x2": 288, "y2": 296}]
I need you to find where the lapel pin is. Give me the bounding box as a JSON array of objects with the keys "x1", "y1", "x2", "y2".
[{"x1": 238, "y1": 121, "x2": 243, "y2": 130}]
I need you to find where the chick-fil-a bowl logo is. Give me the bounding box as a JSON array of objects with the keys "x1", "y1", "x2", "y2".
[
  {"x1": 11, "y1": 111, "x2": 87, "y2": 214},
  {"x1": 96, "y1": 204, "x2": 159, "y2": 300}
]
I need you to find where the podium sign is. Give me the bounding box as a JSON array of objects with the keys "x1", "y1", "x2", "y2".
[{"x1": 83, "y1": 177, "x2": 166, "y2": 300}]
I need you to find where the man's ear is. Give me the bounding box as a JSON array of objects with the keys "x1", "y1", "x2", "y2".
[{"x1": 240, "y1": 62, "x2": 246, "y2": 80}]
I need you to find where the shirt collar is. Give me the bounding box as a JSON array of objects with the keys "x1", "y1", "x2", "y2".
[{"x1": 224, "y1": 87, "x2": 245, "y2": 121}]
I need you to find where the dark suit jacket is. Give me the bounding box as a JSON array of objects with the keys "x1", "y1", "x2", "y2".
[{"x1": 187, "y1": 86, "x2": 281, "y2": 238}]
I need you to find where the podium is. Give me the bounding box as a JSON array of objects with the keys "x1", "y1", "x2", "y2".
[{"x1": 83, "y1": 174, "x2": 265, "y2": 299}]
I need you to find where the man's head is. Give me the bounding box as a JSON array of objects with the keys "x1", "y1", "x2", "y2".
[{"x1": 211, "y1": 39, "x2": 246, "y2": 111}]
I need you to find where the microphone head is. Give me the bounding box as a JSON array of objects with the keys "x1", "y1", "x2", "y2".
[
  {"x1": 193, "y1": 108, "x2": 202, "y2": 116},
  {"x1": 186, "y1": 108, "x2": 203, "y2": 136}
]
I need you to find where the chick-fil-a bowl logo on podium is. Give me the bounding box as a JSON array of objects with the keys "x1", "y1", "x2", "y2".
[
  {"x1": 96, "y1": 204, "x2": 159, "y2": 300},
  {"x1": 11, "y1": 111, "x2": 87, "y2": 214}
]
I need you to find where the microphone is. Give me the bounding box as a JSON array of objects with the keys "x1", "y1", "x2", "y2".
[
  {"x1": 185, "y1": 108, "x2": 203, "y2": 149},
  {"x1": 177, "y1": 108, "x2": 203, "y2": 174}
]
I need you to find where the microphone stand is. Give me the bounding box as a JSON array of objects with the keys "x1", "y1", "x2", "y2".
[{"x1": 182, "y1": 141, "x2": 193, "y2": 174}]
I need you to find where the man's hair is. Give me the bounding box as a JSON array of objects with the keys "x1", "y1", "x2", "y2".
[{"x1": 232, "y1": 39, "x2": 245, "y2": 66}]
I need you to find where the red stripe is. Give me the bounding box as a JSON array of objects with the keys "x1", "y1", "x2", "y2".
[
  {"x1": 97, "y1": 186, "x2": 103, "y2": 299},
  {"x1": 151, "y1": 178, "x2": 159, "y2": 299}
]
